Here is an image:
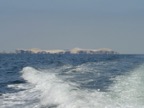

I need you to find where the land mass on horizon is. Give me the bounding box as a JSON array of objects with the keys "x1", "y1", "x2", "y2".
[{"x1": 15, "y1": 48, "x2": 118, "y2": 54}]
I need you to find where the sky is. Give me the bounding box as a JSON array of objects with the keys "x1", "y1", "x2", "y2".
[{"x1": 0, "y1": 0, "x2": 144, "y2": 54}]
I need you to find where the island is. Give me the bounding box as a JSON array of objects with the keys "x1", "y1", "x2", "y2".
[{"x1": 15, "y1": 48, "x2": 118, "y2": 54}]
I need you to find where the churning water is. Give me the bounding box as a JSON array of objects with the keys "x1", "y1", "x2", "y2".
[{"x1": 0, "y1": 54, "x2": 144, "y2": 108}]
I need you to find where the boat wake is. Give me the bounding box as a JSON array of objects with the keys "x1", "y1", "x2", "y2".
[{"x1": 1, "y1": 64, "x2": 144, "y2": 108}]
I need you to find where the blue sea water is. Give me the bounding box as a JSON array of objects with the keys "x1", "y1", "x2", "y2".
[{"x1": 0, "y1": 54, "x2": 144, "y2": 108}]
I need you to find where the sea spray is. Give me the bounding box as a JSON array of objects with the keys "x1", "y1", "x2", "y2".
[
  {"x1": 109, "y1": 65, "x2": 144, "y2": 107},
  {"x1": 21, "y1": 65, "x2": 144, "y2": 108},
  {"x1": 1, "y1": 54, "x2": 144, "y2": 108}
]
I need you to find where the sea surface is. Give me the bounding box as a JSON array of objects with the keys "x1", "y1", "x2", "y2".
[{"x1": 0, "y1": 54, "x2": 144, "y2": 108}]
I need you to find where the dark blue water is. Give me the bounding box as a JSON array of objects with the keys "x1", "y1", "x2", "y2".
[{"x1": 0, "y1": 54, "x2": 144, "y2": 108}]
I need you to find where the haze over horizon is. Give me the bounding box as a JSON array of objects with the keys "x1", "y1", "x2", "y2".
[{"x1": 0, "y1": 0, "x2": 144, "y2": 54}]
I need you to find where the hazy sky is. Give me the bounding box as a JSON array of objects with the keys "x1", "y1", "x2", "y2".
[{"x1": 0, "y1": 0, "x2": 144, "y2": 53}]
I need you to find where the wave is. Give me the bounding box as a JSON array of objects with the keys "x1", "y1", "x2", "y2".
[
  {"x1": 109, "y1": 65, "x2": 144, "y2": 107},
  {"x1": 1, "y1": 65, "x2": 144, "y2": 108}
]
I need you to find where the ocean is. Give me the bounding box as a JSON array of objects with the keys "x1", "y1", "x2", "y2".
[{"x1": 0, "y1": 54, "x2": 144, "y2": 108}]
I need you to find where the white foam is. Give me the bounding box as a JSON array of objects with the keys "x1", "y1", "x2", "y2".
[
  {"x1": 20, "y1": 67, "x2": 112, "y2": 108},
  {"x1": 109, "y1": 65, "x2": 144, "y2": 107},
  {"x1": 1, "y1": 65, "x2": 144, "y2": 108}
]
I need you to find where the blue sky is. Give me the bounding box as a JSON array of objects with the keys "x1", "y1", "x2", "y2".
[{"x1": 0, "y1": 0, "x2": 144, "y2": 53}]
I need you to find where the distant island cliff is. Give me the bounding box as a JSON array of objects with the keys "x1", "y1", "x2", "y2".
[{"x1": 15, "y1": 48, "x2": 118, "y2": 54}]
